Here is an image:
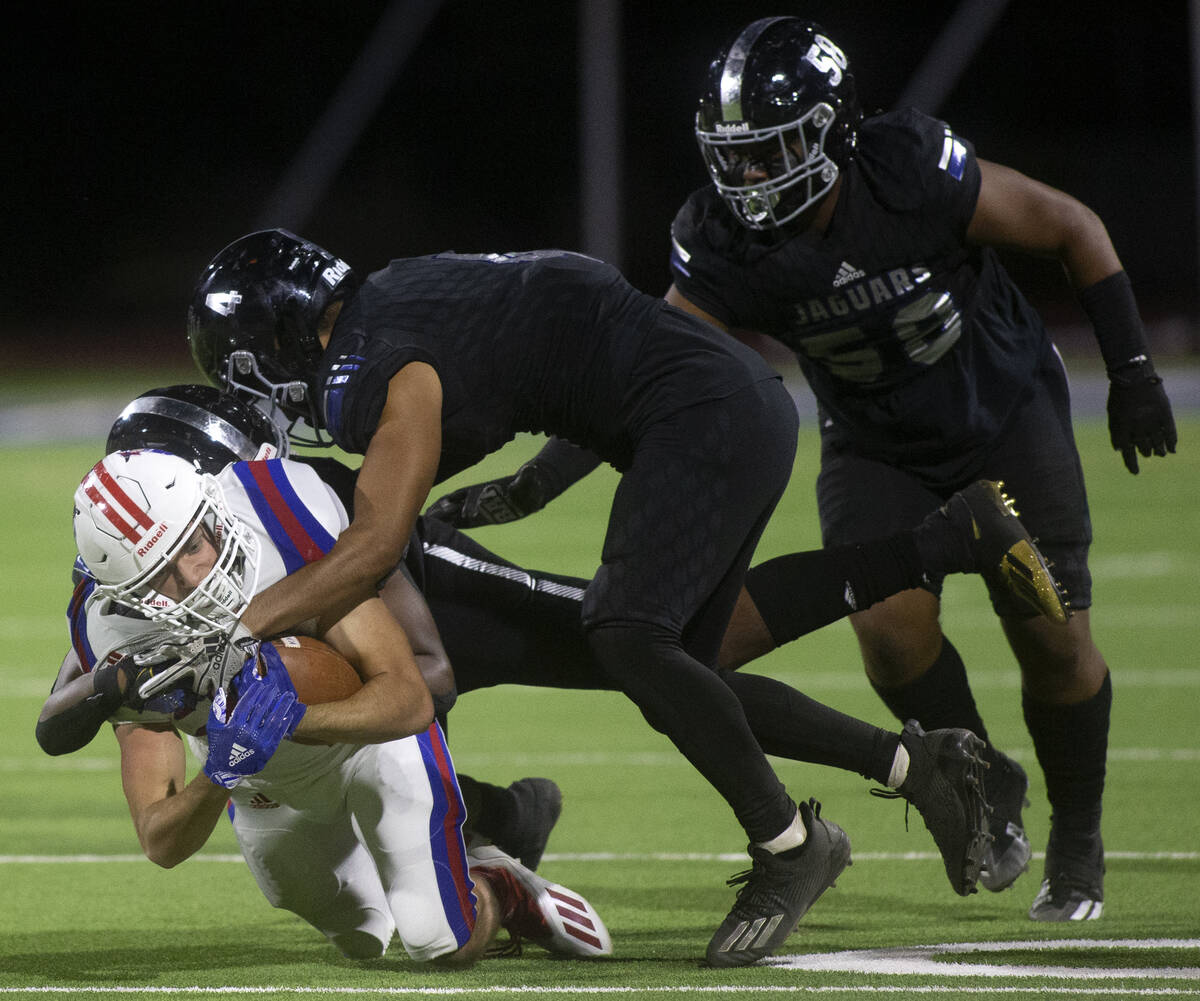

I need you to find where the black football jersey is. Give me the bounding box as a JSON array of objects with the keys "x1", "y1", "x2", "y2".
[
  {"x1": 319, "y1": 249, "x2": 773, "y2": 480},
  {"x1": 670, "y1": 108, "x2": 1053, "y2": 461}
]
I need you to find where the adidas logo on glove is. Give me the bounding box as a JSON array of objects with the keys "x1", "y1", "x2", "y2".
[{"x1": 229, "y1": 742, "x2": 255, "y2": 767}]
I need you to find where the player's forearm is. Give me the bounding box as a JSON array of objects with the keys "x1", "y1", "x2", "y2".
[
  {"x1": 293, "y1": 670, "x2": 434, "y2": 744},
  {"x1": 36, "y1": 658, "x2": 128, "y2": 755},
  {"x1": 242, "y1": 523, "x2": 401, "y2": 639},
  {"x1": 132, "y1": 774, "x2": 231, "y2": 868}
]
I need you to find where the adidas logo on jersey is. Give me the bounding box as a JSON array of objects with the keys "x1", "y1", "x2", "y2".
[
  {"x1": 229, "y1": 743, "x2": 254, "y2": 767},
  {"x1": 832, "y1": 260, "x2": 866, "y2": 287}
]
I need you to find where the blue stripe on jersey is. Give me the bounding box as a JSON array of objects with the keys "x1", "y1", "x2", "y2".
[
  {"x1": 417, "y1": 723, "x2": 475, "y2": 945},
  {"x1": 232, "y1": 460, "x2": 337, "y2": 574},
  {"x1": 68, "y1": 573, "x2": 97, "y2": 670},
  {"x1": 939, "y1": 130, "x2": 967, "y2": 181},
  {"x1": 321, "y1": 354, "x2": 364, "y2": 443}
]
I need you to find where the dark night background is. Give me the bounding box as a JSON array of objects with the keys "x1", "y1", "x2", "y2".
[{"x1": 5, "y1": 1, "x2": 1196, "y2": 376}]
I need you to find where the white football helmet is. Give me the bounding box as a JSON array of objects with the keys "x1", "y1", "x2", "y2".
[{"x1": 73, "y1": 450, "x2": 260, "y2": 640}]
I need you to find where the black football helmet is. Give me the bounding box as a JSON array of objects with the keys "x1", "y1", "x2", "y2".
[
  {"x1": 106, "y1": 384, "x2": 289, "y2": 475},
  {"x1": 186, "y1": 229, "x2": 359, "y2": 446},
  {"x1": 695, "y1": 17, "x2": 860, "y2": 230}
]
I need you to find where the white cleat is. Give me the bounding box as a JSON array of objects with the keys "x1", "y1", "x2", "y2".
[{"x1": 468, "y1": 842, "x2": 613, "y2": 957}]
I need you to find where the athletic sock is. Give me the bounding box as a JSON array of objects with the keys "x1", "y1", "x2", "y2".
[
  {"x1": 718, "y1": 668, "x2": 901, "y2": 784},
  {"x1": 869, "y1": 637, "x2": 990, "y2": 744},
  {"x1": 1022, "y1": 671, "x2": 1111, "y2": 839},
  {"x1": 744, "y1": 534, "x2": 927, "y2": 648},
  {"x1": 459, "y1": 775, "x2": 510, "y2": 842},
  {"x1": 756, "y1": 806, "x2": 807, "y2": 854}
]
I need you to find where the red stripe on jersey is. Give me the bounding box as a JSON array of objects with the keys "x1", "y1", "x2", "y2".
[
  {"x1": 246, "y1": 462, "x2": 328, "y2": 564},
  {"x1": 426, "y1": 722, "x2": 475, "y2": 929}
]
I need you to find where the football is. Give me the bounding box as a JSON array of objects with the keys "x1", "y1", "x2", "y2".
[{"x1": 264, "y1": 636, "x2": 363, "y2": 744}]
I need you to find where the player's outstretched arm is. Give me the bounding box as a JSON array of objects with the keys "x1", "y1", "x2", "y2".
[
  {"x1": 115, "y1": 722, "x2": 230, "y2": 868},
  {"x1": 37, "y1": 649, "x2": 152, "y2": 755},
  {"x1": 242, "y1": 361, "x2": 444, "y2": 640},
  {"x1": 967, "y1": 159, "x2": 1176, "y2": 473}
]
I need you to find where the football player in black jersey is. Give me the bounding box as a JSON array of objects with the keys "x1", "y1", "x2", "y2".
[
  {"x1": 187, "y1": 232, "x2": 861, "y2": 965},
  {"x1": 662, "y1": 17, "x2": 1178, "y2": 923},
  {"x1": 184, "y1": 231, "x2": 1079, "y2": 962},
  {"x1": 427, "y1": 15, "x2": 1177, "y2": 925}
]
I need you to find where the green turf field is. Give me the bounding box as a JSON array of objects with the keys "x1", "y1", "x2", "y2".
[{"x1": 2, "y1": 408, "x2": 1197, "y2": 999}]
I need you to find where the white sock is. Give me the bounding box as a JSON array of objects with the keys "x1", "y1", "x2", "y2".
[
  {"x1": 887, "y1": 743, "x2": 911, "y2": 789},
  {"x1": 756, "y1": 806, "x2": 808, "y2": 854}
]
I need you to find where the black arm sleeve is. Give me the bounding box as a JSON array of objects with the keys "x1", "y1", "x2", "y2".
[
  {"x1": 35, "y1": 660, "x2": 124, "y2": 756},
  {"x1": 527, "y1": 437, "x2": 602, "y2": 501}
]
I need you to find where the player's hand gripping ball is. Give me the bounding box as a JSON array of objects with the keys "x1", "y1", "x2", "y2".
[{"x1": 260, "y1": 636, "x2": 363, "y2": 745}]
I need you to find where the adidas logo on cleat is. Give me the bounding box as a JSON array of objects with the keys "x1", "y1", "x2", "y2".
[{"x1": 547, "y1": 885, "x2": 607, "y2": 952}]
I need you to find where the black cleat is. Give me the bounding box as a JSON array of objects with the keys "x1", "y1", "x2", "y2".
[
  {"x1": 927, "y1": 480, "x2": 1072, "y2": 624},
  {"x1": 490, "y1": 777, "x2": 563, "y2": 871},
  {"x1": 1029, "y1": 824, "x2": 1104, "y2": 921},
  {"x1": 876, "y1": 720, "x2": 991, "y2": 896},
  {"x1": 706, "y1": 800, "x2": 851, "y2": 968},
  {"x1": 979, "y1": 751, "x2": 1032, "y2": 892}
]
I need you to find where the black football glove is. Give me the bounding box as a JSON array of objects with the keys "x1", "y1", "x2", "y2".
[
  {"x1": 1106, "y1": 361, "x2": 1177, "y2": 474},
  {"x1": 424, "y1": 462, "x2": 548, "y2": 528}
]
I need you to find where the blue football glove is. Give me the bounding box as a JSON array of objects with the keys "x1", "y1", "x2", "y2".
[
  {"x1": 203, "y1": 665, "x2": 307, "y2": 790},
  {"x1": 234, "y1": 641, "x2": 298, "y2": 698}
]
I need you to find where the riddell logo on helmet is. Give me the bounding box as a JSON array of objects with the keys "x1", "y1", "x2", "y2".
[
  {"x1": 321, "y1": 259, "x2": 351, "y2": 288},
  {"x1": 715, "y1": 121, "x2": 750, "y2": 133},
  {"x1": 136, "y1": 522, "x2": 169, "y2": 557}
]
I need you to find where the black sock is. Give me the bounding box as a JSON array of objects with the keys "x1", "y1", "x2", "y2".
[
  {"x1": 459, "y1": 774, "x2": 513, "y2": 842},
  {"x1": 1022, "y1": 672, "x2": 1111, "y2": 837},
  {"x1": 718, "y1": 669, "x2": 901, "y2": 784},
  {"x1": 869, "y1": 637, "x2": 990, "y2": 744},
  {"x1": 745, "y1": 534, "x2": 927, "y2": 648}
]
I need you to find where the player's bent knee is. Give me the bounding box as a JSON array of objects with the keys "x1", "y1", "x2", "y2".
[
  {"x1": 429, "y1": 875, "x2": 501, "y2": 969},
  {"x1": 332, "y1": 930, "x2": 390, "y2": 960}
]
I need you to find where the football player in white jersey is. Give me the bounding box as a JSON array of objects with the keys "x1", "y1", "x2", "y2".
[{"x1": 47, "y1": 448, "x2": 611, "y2": 966}]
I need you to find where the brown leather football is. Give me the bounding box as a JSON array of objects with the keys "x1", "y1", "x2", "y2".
[{"x1": 265, "y1": 636, "x2": 363, "y2": 744}]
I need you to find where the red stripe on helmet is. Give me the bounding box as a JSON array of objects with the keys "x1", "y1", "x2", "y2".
[
  {"x1": 83, "y1": 482, "x2": 144, "y2": 544},
  {"x1": 88, "y1": 460, "x2": 156, "y2": 532}
]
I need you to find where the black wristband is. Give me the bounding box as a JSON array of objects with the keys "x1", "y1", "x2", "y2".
[
  {"x1": 1078, "y1": 271, "x2": 1150, "y2": 373},
  {"x1": 91, "y1": 660, "x2": 130, "y2": 714},
  {"x1": 35, "y1": 663, "x2": 125, "y2": 756}
]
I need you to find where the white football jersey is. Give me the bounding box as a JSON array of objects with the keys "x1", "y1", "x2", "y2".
[{"x1": 68, "y1": 457, "x2": 354, "y2": 786}]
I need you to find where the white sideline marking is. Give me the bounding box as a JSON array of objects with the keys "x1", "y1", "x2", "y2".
[
  {"x1": 772, "y1": 937, "x2": 1200, "y2": 981},
  {"x1": 3, "y1": 982, "x2": 1200, "y2": 995},
  {"x1": 3, "y1": 850, "x2": 1198, "y2": 865}
]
